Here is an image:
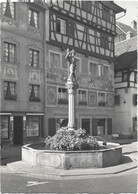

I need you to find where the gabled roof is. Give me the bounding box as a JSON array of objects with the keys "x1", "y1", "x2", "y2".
[
  {"x1": 116, "y1": 21, "x2": 137, "y2": 36},
  {"x1": 115, "y1": 36, "x2": 137, "y2": 56},
  {"x1": 114, "y1": 50, "x2": 137, "y2": 71}
]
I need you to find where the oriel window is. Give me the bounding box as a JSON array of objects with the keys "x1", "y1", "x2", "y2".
[
  {"x1": 2, "y1": 1, "x2": 15, "y2": 19},
  {"x1": 4, "y1": 42, "x2": 16, "y2": 63},
  {"x1": 29, "y1": 85, "x2": 40, "y2": 101},
  {"x1": 56, "y1": 18, "x2": 66, "y2": 34},
  {"x1": 29, "y1": 49, "x2": 39, "y2": 67},
  {"x1": 29, "y1": 9, "x2": 39, "y2": 28}
]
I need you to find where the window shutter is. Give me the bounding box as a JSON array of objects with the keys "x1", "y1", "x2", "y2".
[
  {"x1": 48, "y1": 118, "x2": 56, "y2": 136},
  {"x1": 133, "y1": 94, "x2": 137, "y2": 106},
  {"x1": 92, "y1": 118, "x2": 97, "y2": 136},
  {"x1": 107, "y1": 118, "x2": 112, "y2": 135}
]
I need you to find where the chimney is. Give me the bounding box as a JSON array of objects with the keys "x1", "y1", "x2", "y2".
[
  {"x1": 126, "y1": 31, "x2": 133, "y2": 39},
  {"x1": 131, "y1": 20, "x2": 137, "y2": 30}
]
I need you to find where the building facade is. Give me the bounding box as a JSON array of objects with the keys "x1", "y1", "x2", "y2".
[
  {"x1": 114, "y1": 29, "x2": 137, "y2": 138},
  {"x1": 0, "y1": 0, "x2": 125, "y2": 146},
  {"x1": 115, "y1": 20, "x2": 137, "y2": 43}
]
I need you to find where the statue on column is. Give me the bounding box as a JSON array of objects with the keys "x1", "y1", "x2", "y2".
[{"x1": 65, "y1": 48, "x2": 77, "y2": 83}]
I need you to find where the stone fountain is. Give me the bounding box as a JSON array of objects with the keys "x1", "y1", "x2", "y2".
[{"x1": 22, "y1": 49, "x2": 122, "y2": 169}]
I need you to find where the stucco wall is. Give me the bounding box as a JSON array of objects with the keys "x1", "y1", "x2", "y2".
[{"x1": 113, "y1": 88, "x2": 137, "y2": 137}]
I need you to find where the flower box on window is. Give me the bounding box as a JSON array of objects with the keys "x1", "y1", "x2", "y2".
[
  {"x1": 58, "y1": 98, "x2": 68, "y2": 105},
  {"x1": 78, "y1": 101, "x2": 87, "y2": 105},
  {"x1": 4, "y1": 94, "x2": 17, "y2": 100},
  {"x1": 29, "y1": 96, "x2": 40, "y2": 102}
]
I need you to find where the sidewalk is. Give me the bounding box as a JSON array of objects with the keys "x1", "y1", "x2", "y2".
[
  {"x1": 1, "y1": 145, "x2": 22, "y2": 165},
  {"x1": 1, "y1": 140, "x2": 137, "y2": 180}
]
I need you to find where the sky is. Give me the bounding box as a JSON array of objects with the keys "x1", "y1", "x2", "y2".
[{"x1": 114, "y1": 1, "x2": 138, "y2": 26}]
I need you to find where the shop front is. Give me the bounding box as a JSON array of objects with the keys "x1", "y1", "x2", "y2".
[{"x1": 1, "y1": 113, "x2": 44, "y2": 146}]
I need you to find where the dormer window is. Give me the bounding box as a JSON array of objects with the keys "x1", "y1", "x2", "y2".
[
  {"x1": 2, "y1": 1, "x2": 15, "y2": 19},
  {"x1": 29, "y1": 9, "x2": 39, "y2": 28}
]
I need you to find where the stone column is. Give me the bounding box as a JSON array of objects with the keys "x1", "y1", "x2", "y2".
[{"x1": 65, "y1": 49, "x2": 78, "y2": 131}]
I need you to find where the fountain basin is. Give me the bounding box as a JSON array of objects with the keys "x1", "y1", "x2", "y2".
[{"x1": 22, "y1": 142, "x2": 122, "y2": 169}]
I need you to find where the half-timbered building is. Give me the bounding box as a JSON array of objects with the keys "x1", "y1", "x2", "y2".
[
  {"x1": 114, "y1": 34, "x2": 137, "y2": 138},
  {"x1": 45, "y1": 1, "x2": 125, "y2": 138},
  {"x1": 0, "y1": 0, "x2": 125, "y2": 146}
]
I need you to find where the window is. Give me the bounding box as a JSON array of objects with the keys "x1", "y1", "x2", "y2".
[
  {"x1": 122, "y1": 72, "x2": 128, "y2": 82},
  {"x1": 103, "y1": 66, "x2": 108, "y2": 77},
  {"x1": 82, "y1": 1, "x2": 92, "y2": 13},
  {"x1": 133, "y1": 117, "x2": 137, "y2": 132},
  {"x1": 1, "y1": 116, "x2": 9, "y2": 139},
  {"x1": 56, "y1": 18, "x2": 66, "y2": 34},
  {"x1": 29, "y1": 9, "x2": 38, "y2": 28},
  {"x1": 114, "y1": 95, "x2": 120, "y2": 106},
  {"x1": 98, "y1": 92, "x2": 106, "y2": 106},
  {"x1": 2, "y1": 2, "x2": 15, "y2": 19},
  {"x1": 100, "y1": 34, "x2": 109, "y2": 49},
  {"x1": 29, "y1": 85, "x2": 40, "y2": 102},
  {"x1": 98, "y1": 64, "x2": 103, "y2": 77},
  {"x1": 57, "y1": 118, "x2": 68, "y2": 129},
  {"x1": 26, "y1": 116, "x2": 40, "y2": 137},
  {"x1": 89, "y1": 62, "x2": 98, "y2": 76},
  {"x1": 133, "y1": 94, "x2": 137, "y2": 106},
  {"x1": 134, "y1": 72, "x2": 137, "y2": 83},
  {"x1": 4, "y1": 81, "x2": 16, "y2": 100},
  {"x1": 58, "y1": 88, "x2": 68, "y2": 104},
  {"x1": 97, "y1": 119, "x2": 105, "y2": 135},
  {"x1": 29, "y1": 49, "x2": 39, "y2": 67},
  {"x1": 4, "y1": 42, "x2": 16, "y2": 63},
  {"x1": 78, "y1": 90, "x2": 87, "y2": 105},
  {"x1": 50, "y1": 52, "x2": 60, "y2": 69},
  {"x1": 102, "y1": 5, "x2": 110, "y2": 22}
]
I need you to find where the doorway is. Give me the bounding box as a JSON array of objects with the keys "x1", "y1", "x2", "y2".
[
  {"x1": 82, "y1": 119, "x2": 90, "y2": 134},
  {"x1": 13, "y1": 116, "x2": 23, "y2": 145}
]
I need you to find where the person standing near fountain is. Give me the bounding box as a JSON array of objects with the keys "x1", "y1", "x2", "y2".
[{"x1": 65, "y1": 48, "x2": 78, "y2": 131}]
